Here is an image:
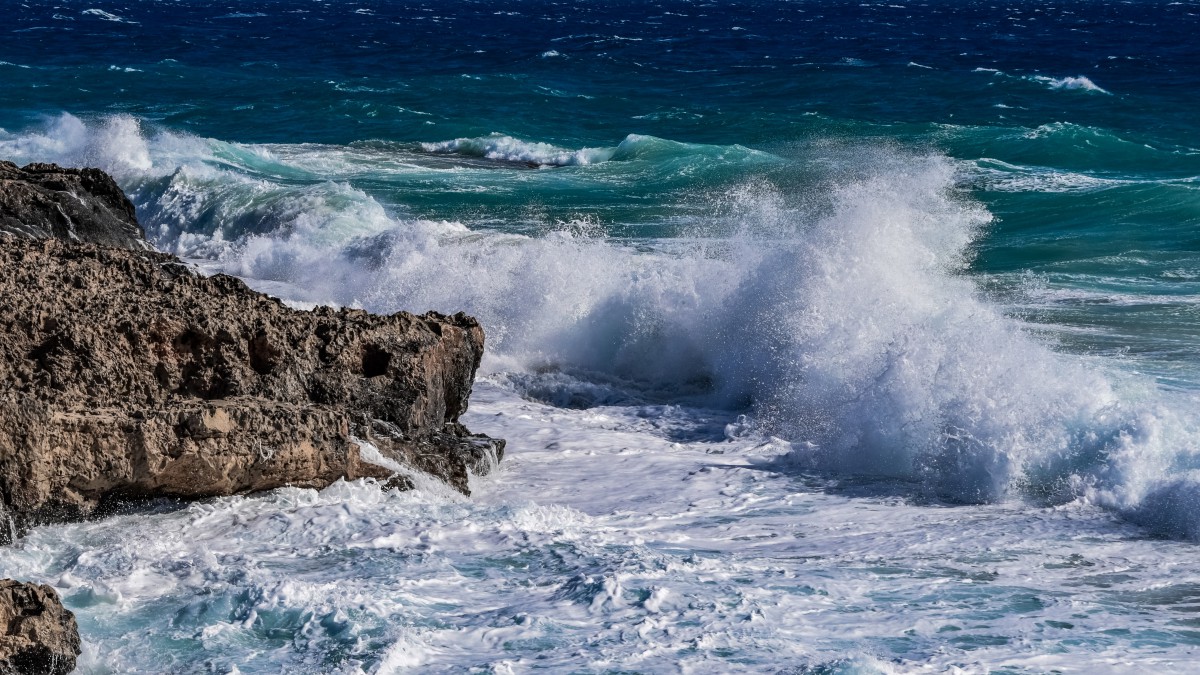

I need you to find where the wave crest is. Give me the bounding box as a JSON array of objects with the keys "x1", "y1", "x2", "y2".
[
  {"x1": 1032, "y1": 75, "x2": 1110, "y2": 94},
  {"x1": 5, "y1": 114, "x2": 1200, "y2": 537},
  {"x1": 419, "y1": 133, "x2": 613, "y2": 166},
  {"x1": 418, "y1": 132, "x2": 772, "y2": 167}
]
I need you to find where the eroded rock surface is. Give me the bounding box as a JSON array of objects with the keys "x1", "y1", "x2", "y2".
[
  {"x1": 0, "y1": 580, "x2": 80, "y2": 675},
  {"x1": 0, "y1": 161, "x2": 147, "y2": 250},
  {"x1": 0, "y1": 167, "x2": 503, "y2": 537}
]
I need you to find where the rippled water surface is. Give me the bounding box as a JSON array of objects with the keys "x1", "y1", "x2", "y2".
[{"x1": 2, "y1": 0, "x2": 1200, "y2": 671}]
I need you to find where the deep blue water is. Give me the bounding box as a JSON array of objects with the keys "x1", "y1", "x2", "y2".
[
  {"x1": 4, "y1": 0, "x2": 1199, "y2": 386},
  {"x1": 3, "y1": 1, "x2": 1200, "y2": 672},
  {"x1": 4, "y1": 0, "x2": 1198, "y2": 143}
]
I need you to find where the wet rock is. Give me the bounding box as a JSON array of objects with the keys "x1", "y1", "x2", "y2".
[
  {"x1": 0, "y1": 161, "x2": 147, "y2": 250},
  {"x1": 0, "y1": 166, "x2": 503, "y2": 538},
  {"x1": 0, "y1": 580, "x2": 80, "y2": 675}
]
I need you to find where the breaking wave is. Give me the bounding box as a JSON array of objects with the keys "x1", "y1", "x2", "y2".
[
  {"x1": 974, "y1": 68, "x2": 1111, "y2": 94},
  {"x1": 4, "y1": 113, "x2": 1200, "y2": 538},
  {"x1": 1030, "y1": 75, "x2": 1111, "y2": 94},
  {"x1": 418, "y1": 131, "x2": 771, "y2": 167}
]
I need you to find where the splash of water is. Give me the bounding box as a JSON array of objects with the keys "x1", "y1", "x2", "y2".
[{"x1": 4, "y1": 113, "x2": 1200, "y2": 537}]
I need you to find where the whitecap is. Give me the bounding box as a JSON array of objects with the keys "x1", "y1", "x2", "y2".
[
  {"x1": 1028, "y1": 74, "x2": 1111, "y2": 94},
  {"x1": 81, "y1": 8, "x2": 137, "y2": 23},
  {"x1": 7, "y1": 114, "x2": 1200, "y2": 539},
  {"x1": 419, "y1": 133, "x2": 614, "y2": 166}
]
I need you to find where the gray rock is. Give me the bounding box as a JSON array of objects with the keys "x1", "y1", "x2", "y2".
[{"x1": 0, "y1": 161, "x2": 147, "y2": 250}]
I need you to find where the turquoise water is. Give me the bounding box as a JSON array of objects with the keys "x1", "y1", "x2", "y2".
[
  {"x1": 3, "y1": 0, "x2": 1200, "y2": 671},
  {"x1": 3, "y1": 0, "x2": 1197, "y2": 387}
]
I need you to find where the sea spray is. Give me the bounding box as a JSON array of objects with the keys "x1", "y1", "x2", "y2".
[
  {"x1": 6, "y1": 113, "x2": 1200, "y2": 530},
  {"x1": 4, "y1": 0, "x2": 1200, "y2": 668}
]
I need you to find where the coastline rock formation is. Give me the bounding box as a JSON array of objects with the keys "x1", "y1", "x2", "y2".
[
  {"x1": 0, "y1": 161, "x2": 147, "y2": 251},
  {"x1": 0, "y1": 580, "x2": 80, "y2": 675},
  {"x1": 0, "y1": 162, "x2": 503, "y2": 537}
]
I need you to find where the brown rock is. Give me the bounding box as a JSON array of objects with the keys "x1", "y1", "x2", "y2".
[
  {"x1": 0, "y1": 580, "x2": 80, "y2": 675},
  {"x1": 0, "y1": 161, "x2": 147, "y2": 251},
  {"x1": 0, "y1": 222, "x2": 502, "y2": 538}
]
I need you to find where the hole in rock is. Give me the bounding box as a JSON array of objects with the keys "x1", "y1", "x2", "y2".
[
  {"x1": 248, "y1": 334, "x2": 279, "y2": 375},
  {"x1": 361, "y1": 344, "x2": 392, "y2": 378}
]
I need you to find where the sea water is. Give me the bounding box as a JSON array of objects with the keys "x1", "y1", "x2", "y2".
[{"x1": 1, "y1": 0, "x2": 1200, "y2": 671}]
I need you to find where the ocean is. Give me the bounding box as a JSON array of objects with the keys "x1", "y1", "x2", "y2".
[{"x1": 2, "y1": 0, "x2": 1200, "y2": 671}]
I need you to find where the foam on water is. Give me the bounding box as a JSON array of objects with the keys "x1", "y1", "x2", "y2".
[
  {"x1": 0, "y1": 113, "x2": 155, "y2": 173},
  {"x1": 420, "y1": 133, "x2": 615, "y2": 166},
  {"x1": 417, "y1": 132, "x2": 770, "y2": 168},
  {"x1": 1, "y1": 0, "x2": 1199, "y2": 668},
  {"x1": 975, "y1": 68, "x2": 1111, "y2": 95},
  {"x1": 1030, "y1": 75, "x2": 1111, "y2": 94},
  {"x1": 1, "y1": 381, "x2": 1199, "y2": 671},
  {"x1": 81, "y1": 8, "x2": 136, "y2": 23},
  {"x1": 970, "y1": 158, "x2": 1135, "y2": 193},
  {"x1": 5, "y1": 113, "x2": 1200, "y2": 539}
]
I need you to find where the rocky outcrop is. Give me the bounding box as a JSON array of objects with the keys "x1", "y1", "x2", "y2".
[
  {"x1": 0, "y1": 165, "x2": 503, "y2": 538},
  {"x1": 0, "y1": 237, "x2": 503, "y2": 535},
  {"x1": 0, "y1": 580, "x2": 80, "y2": 675},
  {"x1": 0, "y1": 161, "x2": 147, "y2": 250}
]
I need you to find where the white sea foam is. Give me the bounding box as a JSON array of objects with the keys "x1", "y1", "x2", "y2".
[
  {"x1": 4, "y1": 114, "x2": 1200, "y2": 538},
  {"x1": 81, "y1": 8, "x2": 136, "y2": 23},
  {"x1": 418, "y1": 131, "x2": 770, "y2": 169},
  {"x1": 1, "y1": 381, "x2": 1198, "y2": 671},
  {"x1": 971, "y1": 158, "x2": 1132, "y2": 192},
  {"x1": 0, "y1": 113, "x2": 155, "y2": 172},
  {"x1": 420, "y1": 133, "x2": 613, "y2": 166},
  {"x1": 5, "y1": 113, "x2": 1200, "y2": 670},
  {"x1": 977, "y1": 68, "x2": 1111, "y2": 94},
  {"x1": 1032, "y1": 74, "x2": 1110, "y2": 93}
]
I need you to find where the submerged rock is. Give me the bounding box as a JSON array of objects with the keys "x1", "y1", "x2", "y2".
[
  {"x1": 0, "y1": 161, "x2": 147, "y2": 251},
  {"x1": 0, "y1": 580, "x2": 80, "y2": 675},
  {"x1": 0, "y1": 165, "x2": 503, "y2": 538}
]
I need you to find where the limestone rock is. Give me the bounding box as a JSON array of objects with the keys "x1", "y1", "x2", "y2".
[
  {"x1": 0, "y1": 173, "x2": 503, "y2": 537},
  {"x1": 0, "y1": 580, "x2": 80, "y2": 675},
  {"x1": 0, "y1": 161, "x2": 147, "y2": 250}
]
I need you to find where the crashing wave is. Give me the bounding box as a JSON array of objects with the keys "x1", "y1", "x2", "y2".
[{"x1": 4, "y1": 113, "x2": 1200, "y2": 538}]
